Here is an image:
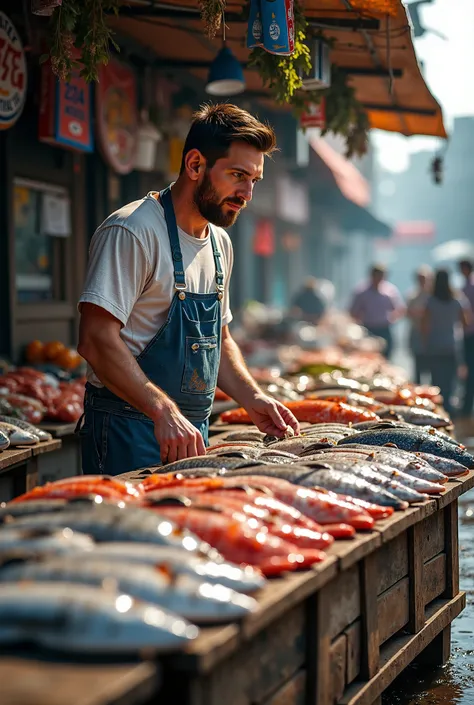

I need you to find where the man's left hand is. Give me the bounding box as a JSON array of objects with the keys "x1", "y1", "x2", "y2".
[{"x1": 245, "y1": 394, "x2": 300, "y2": 437}]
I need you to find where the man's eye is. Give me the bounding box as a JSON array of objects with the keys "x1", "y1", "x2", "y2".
[{"x1": 233, "y1": 172, "x2": 244, "y2": 179}]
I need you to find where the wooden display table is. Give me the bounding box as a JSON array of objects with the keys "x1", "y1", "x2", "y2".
[{"x1": 0, "y1": 439, "x2": 62, "y2": 502}]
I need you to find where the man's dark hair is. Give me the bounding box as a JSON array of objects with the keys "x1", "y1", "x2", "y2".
[
  {"x1": 180, "y1": 103, "x2": 277, "y2": 174},
  {"x1": 370, "y1": 264, "x2": 386, "y2": 277},
  {"x1": 459, "y1": 259, "x2": 473, "y2": 273}
]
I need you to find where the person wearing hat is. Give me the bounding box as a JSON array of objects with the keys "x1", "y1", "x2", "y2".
[
  {"x1": 349, "y1": 264, "x2": 405, "y2": 359},
  {"x1": 77, "y1": 103, "x2": 299, "y2": 475}
]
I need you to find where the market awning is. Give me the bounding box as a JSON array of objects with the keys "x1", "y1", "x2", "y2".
[{"x1": 110, "y1": 0, "x2": 446, "y2": 139}]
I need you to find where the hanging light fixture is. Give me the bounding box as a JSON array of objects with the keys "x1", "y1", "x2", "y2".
[{"x1": 206, "y1": 15, "x2": 245, "y2": 96}]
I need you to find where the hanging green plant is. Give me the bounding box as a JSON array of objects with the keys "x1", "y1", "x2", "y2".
[
  {"x1": 198, "y1": 0, "x2": 226, "y2": 38},
  {"x1": 41, "y1": 0, "x2": 120, "y2": 82}
]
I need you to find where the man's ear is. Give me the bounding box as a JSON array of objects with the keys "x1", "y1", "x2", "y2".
[{"x1": 184, "y1": 149, "x2": 205, "y2": 181}]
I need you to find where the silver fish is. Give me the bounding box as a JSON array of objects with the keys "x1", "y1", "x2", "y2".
[
  {"x1": 258, "y1": 450, "x2": 300, "y2": 461},
  {"x1": 0, "y1": 495, "x2": 128, "y2": 523},
  {"x1": 304, "y1": 461, "x2": 428, "y2": 504},
  {"x1": 207, "y1": 445, "x2": 263, "y2": 459},
  {"x1": 265, "y1": 437, "x2": 332, "y2": 456},
  {"x1": 350, "y1": 420, "x2": 462, "y2": 447},
  {"x1": 83, "y1": 543, "x2": 265, "y2": 593},
  {"x1": 0, "y1": 415, "x2": 52, "y2": 442},
  {"x1": 0, "y1": 558, "x2": 258, "y2": 624},
  {"x1": 379, "y1": 406, "x2": 451, "y2": 428},
  {"x1": 226, "y1": 464, "x2": 317, "y2": 483},
  {"x1": 0, "y1": 422, "x2": 38, "y2": 446},
  {"x1": 161, "y1": 457, "x2": 262, "y2": 472},
  {"x1": 300, "y1": 468, "x2": 408, "y2": 509},
  {"x1": 257, "y1": 454, "x2": 299, "y2": 465},
  {"x1": 0, "y1": 527, "x2": 95, "y2": 558},
  {"x1": 411, "y1": 453, "x2": 469, "y2": 477},
  {"x1": 0, "y1": 430, "x2": 9, "y2": 451},
  {"x1": 3, "y1": 505, "x2": 219, "y2": 557},
  {"x1": 223, "y1": 430, "x2": 266, "y2": 443},
  {"x1": 0, "y1": 582, "x2": 198, "y2": 653}
]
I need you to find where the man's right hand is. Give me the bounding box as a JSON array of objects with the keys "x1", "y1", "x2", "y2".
[{"x1": 153, "y1": 400, "x2": 206, "y2": 464}]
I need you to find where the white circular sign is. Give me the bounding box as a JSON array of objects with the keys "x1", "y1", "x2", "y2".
[{"x1": 0, "y1": 12, "x2": 27, "y2": 130}]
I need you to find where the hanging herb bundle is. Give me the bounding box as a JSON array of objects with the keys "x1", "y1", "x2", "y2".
[
  {"x1": 198, "y1": 0, "x2": 226, "y2": 38},
  {"x1": 41, "y1": 0, "x2": 121, "y2": 82}
]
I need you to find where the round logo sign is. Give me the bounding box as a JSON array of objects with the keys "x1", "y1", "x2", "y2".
[
  {"x1": 0, "y1": 12, "x2": 27, "y2": 130},
  {"x1": 269, "y1": 21, "x2": 280, "y2": 41}
]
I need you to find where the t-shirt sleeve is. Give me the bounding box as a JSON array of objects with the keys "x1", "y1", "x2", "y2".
[
  {"x1": 78, "y1": 225, "x2": 151, "y2": 326},
  {"x1": 220, "y1": 232, "x2": 234, "y2": 328}
]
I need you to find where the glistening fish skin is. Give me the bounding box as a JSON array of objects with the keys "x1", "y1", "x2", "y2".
[
  {"x1": 0, "y1": 527, "x2": 95, "y2": 558},
  {"x1": 159, "y1": 457, "x2": 262, "y2": 472},
  {"x1": 0, "y1": 415, "x2": 51, "y2": 442},
  {"x1": 337, "y1": 429, "x2": 474, "y2": 468},
  {"x1": 378, "y1": 406, "x2": 451, "y2": 428},
  {"x1": 0, "y1": 431, "x2": 9, "y2": 451},
  {"x1": 0, "y1": 423, "x2": 38, "y2": 446},
  {"x1": 0, "y1": 559, "x2": 258, "y2": 624},
  {"x1": 0, "y1": 496, "x2": 128, "y2": 522},
  {"x1": 350, "y1": 421, "x2": 462, "y2": 447},
  {"x1": 3, "y1": 505, "x2": 218, "y2": 557},
  {"x1": 0, "y1": 582, "x2": 198, "y2": 653},
  {"x1": 300, "y1": 468, "x2": 408, "y2": 510},
  {"x1": 82, "y1": 543, "x2": 266, "y2": 593},
  {"x1": 412, "y1": 453, "x2": 470, "y2": 477}
]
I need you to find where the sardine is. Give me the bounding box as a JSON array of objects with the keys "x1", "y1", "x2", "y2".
[
  {"x1": 303, "y1": 461, "x2": 428, "y2": 503},
  {"x1": 0, "y1": 526, "x2": 95, "y2": 558},
  {"x1": 351, "y1": 420, "x2": 462, "y2": 447},
  {"x1": 412, "y1": 453, "x2": 470, "y2": 477},
  {"x1": 0, "y1": 415, "x2": 52, "y2": 442},
  {"x1": 337, "y1": 429, "x2": 474, "y2": 467},
  {"x1": 160, "y1": 457, "x2": 262, "y2": 472},
  {"x1": 300, "y1": 468, "x2": 408, "y2": 509},
  {"x1": 0, "y1": 582, "x2": 198, "y2": 653},
  {"x1": 265, "y1": 437, "x2": 335, "y2": 456},
  {"x1": 82, "y1": 543, "x2": 266, "y2": 593},
  {"x1": 0, "y1": 422, "x2": 38, "y2": 446},
  {"x1": 223, "y1": 430, "x2": 266, "y2": 443},
  {"x1": 207, "y1": 444, "x2": 264, "y2": 458},
  {"x1": 3, "y1": 505, "x2": 219, "y2": 557},
  {"x1": 0, "y1": 558, "x2": 258, "y2": 624},
  {"x1": 225, "y1": 464, "x2": 317, "y2": 483},
  {"x1": 379, "y1": 406, "x2": 451, "y2": 428},
  {"x1": 0, "y1": 430, "x2": 9, "y2": 451}
]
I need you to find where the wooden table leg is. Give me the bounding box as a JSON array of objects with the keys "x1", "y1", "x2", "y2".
[{"x1": 415, "y1": 625, "x2": 452, "y2": 667}]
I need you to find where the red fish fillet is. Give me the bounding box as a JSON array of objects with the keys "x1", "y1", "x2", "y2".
[{"x1": 220, "y1": 400, "x2": 379, "y2": 425}]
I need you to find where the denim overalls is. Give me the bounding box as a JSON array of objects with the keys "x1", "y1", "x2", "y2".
[{"x1": 79, "y1": 186, "x2": 223, "y2": 475}]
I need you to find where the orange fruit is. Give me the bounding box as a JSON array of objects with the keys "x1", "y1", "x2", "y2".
[
  {"x1": 55, "y1": 348, "x2": 81, "y2": 370},
  {"x1": 26, "y1": 340, "x2": 44, "y2": 364},
  {"x1": 43, "y1": 341, "x2": 66, "y2": 362}
]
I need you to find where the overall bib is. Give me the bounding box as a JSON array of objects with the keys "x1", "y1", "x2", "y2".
[{"x1": 79, "y1": 187, "x2": 224, "y2": 475}]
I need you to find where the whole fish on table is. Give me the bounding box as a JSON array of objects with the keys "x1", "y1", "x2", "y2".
[
  {"x1": 0, "y1": 582, "x2": 198, "y2": 653},
  {"x1": 0, "y1": 526, "x2": 95, "y2": 558},
  {"x1": 77, "y1": 543, "x2": 266, "y2": 593},
  {"x1": 0, "y1": 496, "x2": 131, "y2": 522},
  {"x1": 3, "y1": 505, "x2": 220, "y2": 557},
  {"x1": 411, "y1": 453, "x2": 469, "y2": 478},
  {"x1": 221, "y1": 401, "x2": 380, "y2": 425},
  {"x1": 0, "y1": 558, "x2": 258, "y2": 624},
  {"x1": 0, "y1": 430, "x2": 9, "y2": 451},
  {"x1": 223, "y1": 430, "x2": 267, "y2": 443},
  {"x1": 303, "y1": 461, "x2": 431, "y2": 503},
  {"x1": 0, "y1": 422, "x2": 38, "y2": 447},
  {"x1": 11, "y1": 475, "x2": 143, "y2": 503},
  {"x1": 258, "y1": 450, "x2": 300, "y2": 464},
  {"x1": 337, "y1": 429, "x2": 474, "y2": 467},
  {"x1": 378, "y1": 406, "x2": 451, "y2": 428},
  {"x1": 300, "y1": 468, "x2": 409, "y2": 510},
  {"x1": 0, "y1": 415, "x2": 52, "y2": 442},
  {"x1": 350, "y1": 420, "x2": 463, "y2": 448},
  {"x1": 156, "y1": 457, "x2": 262, "y2": 473},
  {"x1": 264, "y1": 437, "x2": 338, "y2": 456},
  {"x1": 148, "y1": 506, "x2": 327, "y2": 576}
]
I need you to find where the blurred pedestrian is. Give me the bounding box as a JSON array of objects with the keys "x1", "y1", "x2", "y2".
[
  {"x1": 290, "y1": 276, "x2": 327, "y2": 325},
  {"x1": 406, "y1": 265, "x2": 432, "y2": 383},
  {"x1": 349, "y1": 264, "x2": 405, "y2": 359},
  {"x1": 459, "y1": 260, "x2": 474, "y2": 416},
  {"x1": 420, "y1": 268, "x2": 470, "y2": 416}
]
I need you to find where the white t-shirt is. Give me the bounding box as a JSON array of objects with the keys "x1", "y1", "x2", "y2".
[{"x1": 79, "y1": 192, "x2": 234, "y2": 387}]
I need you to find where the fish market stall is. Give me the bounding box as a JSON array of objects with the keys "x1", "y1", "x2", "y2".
[
  {"x1": 0, "y1": 440, "x2": 61, "y2": 503},
  {"x1": 0, "y1": 345, "x2": 472, "y2": 705}
]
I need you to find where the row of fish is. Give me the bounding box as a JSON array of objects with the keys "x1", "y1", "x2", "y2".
[{"x1": 0, "y1": 415, "x2": 52, "y2": 450}]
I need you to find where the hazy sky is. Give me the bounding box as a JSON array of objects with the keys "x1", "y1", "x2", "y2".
[{"x1": 373, "y1": 0, "x2": 474, "y2": 172}]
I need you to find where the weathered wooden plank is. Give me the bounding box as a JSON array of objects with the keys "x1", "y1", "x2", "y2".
[
  {"x1": 373, "y1": 501, "x2": 437, "y2": 544},
  {"x1": 360, "y1": 552, "x2": 379, "y2": 679},
  {"x1": 377, "y1": 578, "x2": 409, "y2": 646},
  {"x1": 444, "y1": 501, "x2": 460, "y2": 599},
  {"x1": 436, "y1": 471, "x2": 474, "y2": 509},
  {"x1": 172, "y1": 625, "x2": 240, "y2": 675},
  {"x1": 326, "y1": 532, "x2": 381, "y2": 572},
  {"x1": 0, "y1": 656, "x2": 159, "y2": 705},
  {"x1": 0, "y1": 447, "x2": 32, "y2": 473},
  {"x1": 415, "y1": 625, "x2": 451, "y2": 667},
  {"x1": 423, "y1": 554, "x2": 446, "y2": 606},
  {"x1": 408, "y1": 523, "x2": 424, "y2": 634},
  {"x1": 420, "y1": 510, "x2": 445, "y2": 563},
  {"x1": 376, "y1": 533, "x2": 408, "y2": 595},
  {"x1": 328, "y1": 566, "x2": 360, "y2": 639},
  {"x1": 339, "y1": 594, "x2": 465, "y2": 705},
  {"x1": 203, "y1": 605, "x2": 306, "y2": 705},
  {"x1": 330, "y1": 634, "x2": 347, "y2": 704},
  {"x1": 260, "y1": 670, "x2": 306, "y2": 705},
  {"x1": 315, "y1": 585, "x2": 332, "y2": 705},
  {"x1": 345, "y1": 621, "x2": 361, "y2": 685},
  {"x1": 30, "y1": 439, "x2": 62, "y2": 456}
]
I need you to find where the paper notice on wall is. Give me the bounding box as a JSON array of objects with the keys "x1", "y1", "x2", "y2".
[{"x1": 41, "y1": 192, "x2": 71, "y2": 237}]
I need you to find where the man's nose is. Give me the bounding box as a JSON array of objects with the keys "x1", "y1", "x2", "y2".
[{"x1": 237, "y1": 181, "x2": 254, "y2": 202}]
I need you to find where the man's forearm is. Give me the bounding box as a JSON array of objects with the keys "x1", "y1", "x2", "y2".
[
  {"x1": 79, "y1": 335, "x2": 173, "y2": 420},
  {"x1": 217, "y1": 335, "x2": 261, "y2": 407}
]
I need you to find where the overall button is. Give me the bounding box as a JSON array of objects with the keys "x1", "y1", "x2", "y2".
[
  {"x1": 178, "y1": 291, "x2": 186, "y2": 300},
  {"x1": 192, "y1": 343, "x2": 200, "y2": 351}
]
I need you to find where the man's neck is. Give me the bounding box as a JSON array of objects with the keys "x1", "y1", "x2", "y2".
[{"x1": 168, "y1": 180, "x2": 209, "y2": 239}]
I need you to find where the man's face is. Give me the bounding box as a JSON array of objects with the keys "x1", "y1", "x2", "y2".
[
  {"x1": 372, "y1": 270, "x2": 384, "y2": 287},
  {"x1": 194, "y1": 142, "x2": 264, "y2": 227}
]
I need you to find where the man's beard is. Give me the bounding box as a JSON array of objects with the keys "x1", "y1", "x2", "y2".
[{"x1": 194, "y1": 170, "x2": 245, "y2": 228}]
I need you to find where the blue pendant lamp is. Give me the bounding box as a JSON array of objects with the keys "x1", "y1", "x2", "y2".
[{"x1": 206, "y1": 42, "x2": 245, "y2": 96}]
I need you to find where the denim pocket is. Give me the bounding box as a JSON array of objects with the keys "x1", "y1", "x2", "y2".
[
  {"x1": 79, "y1": 410, "x2": 109, "y2": 473},
  {"x1": 181, "y1": 336, "x2": 219, "y2": 395}
]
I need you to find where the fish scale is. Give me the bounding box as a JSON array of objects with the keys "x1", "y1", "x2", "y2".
[{"x1": 300, "y1": 469, "x2": 408, "y2": 510}]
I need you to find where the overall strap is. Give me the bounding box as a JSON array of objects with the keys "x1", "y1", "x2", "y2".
[
  {"x1": 209, "y1": 228, "x2": 224, "y2": 292},
  {"x1": 159, "y1": 186, "x2": 186, "y2": 290}
]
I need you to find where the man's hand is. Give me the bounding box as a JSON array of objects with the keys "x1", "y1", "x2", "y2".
[
  {"x1": 153, "y1": 400, "x2": 206, "y2": 464},
  {"x1": 245, "y1": 394, "x2": 300, "y2": 437}
]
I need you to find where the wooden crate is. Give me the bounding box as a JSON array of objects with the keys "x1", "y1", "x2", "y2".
[{"x1": 157, "y1": 472, "x2": 474, "y2": 705}]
